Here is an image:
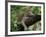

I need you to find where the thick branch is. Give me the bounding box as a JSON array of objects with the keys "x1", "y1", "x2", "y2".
[{"x1": 25, "y1": 15, "x2": 41, "y2": 27}]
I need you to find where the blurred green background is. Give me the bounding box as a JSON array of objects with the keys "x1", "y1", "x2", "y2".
[{"x1": 10, "y1": 5, "x2": 41, "y2": 32}]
